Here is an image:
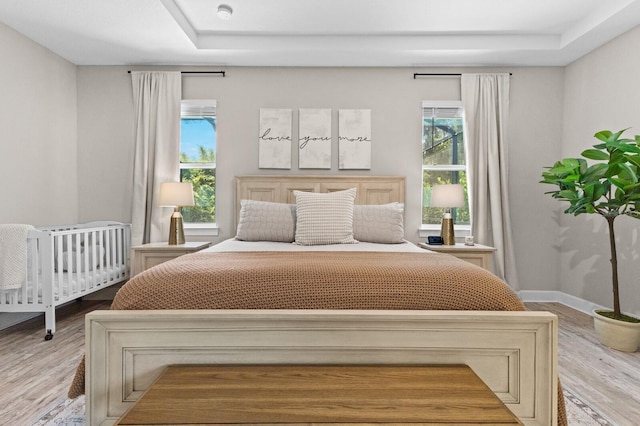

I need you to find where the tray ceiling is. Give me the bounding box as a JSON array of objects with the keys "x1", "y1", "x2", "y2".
[{"x1": 0, "y1": 0, "x2": 639, "y2": 66}]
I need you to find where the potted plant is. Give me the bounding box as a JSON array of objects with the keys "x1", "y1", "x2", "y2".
[{"x1": 541, "y1": 129, "x2": 640, "y2": 352}]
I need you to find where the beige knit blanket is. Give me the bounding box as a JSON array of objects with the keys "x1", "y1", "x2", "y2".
[
  {"x1": 0, "y1": 224, "x2": 34, "y2": 290},
  {"x1": 112, "y1": 251, "x2": 525, "y2": 311}
]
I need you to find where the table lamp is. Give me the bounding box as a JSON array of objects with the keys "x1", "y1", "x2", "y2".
[
  {"x1": 159, "y1": 182, "x2": 195, "y2": 245},
  {"x1": 430, "y1": 184, "x2": 465, "y2": 245}
]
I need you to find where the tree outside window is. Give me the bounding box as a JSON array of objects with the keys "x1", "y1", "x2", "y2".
[
  {"x1": 422, "y1": 103, "x2": 470, "y2": 226},
  {"x1": 179, "y1": 101, "x2": 216, "y2": 224}
]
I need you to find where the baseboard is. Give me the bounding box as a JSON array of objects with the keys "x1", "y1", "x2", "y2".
[
  {"x1": 0, "y1": 312, "x2": 40, "y2": 330},
  {"x1": 519, "y1": 290, "x2": 607, "y2": 316}
]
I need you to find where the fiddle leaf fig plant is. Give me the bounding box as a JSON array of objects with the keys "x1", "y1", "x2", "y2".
[{"x1": 540, "y1": 129, "x2": 640, "y2": 321}]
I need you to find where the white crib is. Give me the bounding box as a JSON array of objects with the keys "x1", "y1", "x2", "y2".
[{"x1": 0, "y1": 221, "x2": 131, "y2": 340}]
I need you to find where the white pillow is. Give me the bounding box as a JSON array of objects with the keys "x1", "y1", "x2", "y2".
[
  {"x1": 236, "y1": 200, "x2": 296, "y2": 242},
  {"x1": 353, "y1": 203, "x2": 405, "y2": 243},
  {"x1": 61, "y1": 244, "x2": 106, "y2": 272},
  {"x1": 294, "y1": 188, "x2": 357, "y2": 245},
  {"x1": 55, "y1": 232, "x2": 105, "y2": 272}
]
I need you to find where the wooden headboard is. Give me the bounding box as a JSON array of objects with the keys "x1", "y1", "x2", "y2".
[{"x1": 235, "y1": 175, "x2": 405, "y2": 228}]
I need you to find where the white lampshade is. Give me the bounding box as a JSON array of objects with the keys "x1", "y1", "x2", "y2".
[
  {"x1": 430, "y1": 184, "x2": 465, "y2": 208},
  {"x1": 159, "y1": 182, "x2": 195, "y2": 207}
]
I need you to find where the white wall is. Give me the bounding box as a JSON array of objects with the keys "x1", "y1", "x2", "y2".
[
  {"x1": 76, "y1": 66, "x2": 565, "y2": 293},
  {"x1": 76, "y1": 66, "x2": 133, "y2": 223},
  {"x1": 509, "y1": 69, "x2": 565, "y2": 294},
  {"x1": 0, "y1": 22, "x2": 78, "y2": 226},
  {"x1": 561, "y1": 25, "x2": 640, "y2": 317},
  {"x1": 0, "y1": 22, "x2": 77, "y2": 329}
]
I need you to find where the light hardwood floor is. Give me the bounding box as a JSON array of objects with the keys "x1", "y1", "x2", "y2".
[
  {"x1": 1, "y1": 301, "x2": 639, "y2": 425},
  {"x1": 527, "y1": 302, "x2": 640, "y2": 425},
  {"x1": 0, "y1": 300, "x2": 111, "y2": 425}
]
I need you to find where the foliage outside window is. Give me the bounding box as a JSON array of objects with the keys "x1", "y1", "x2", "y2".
[
  {"x1": 422, "y1": 102, "x2": 470, "y2": 226},
  {"x1": 179, "y1": 100, "x2": 216, "y2": 224}
]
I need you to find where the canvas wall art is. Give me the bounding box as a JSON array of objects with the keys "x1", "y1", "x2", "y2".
[
  {"x1": 338, "y1": 109, "x2": 371, "y2": 169},
  {"x1": 259, "y1": 108, "x2": 292, "y2": 169},
  {"x1": 298, "y1": 108, "x2": 332, "y2": 169}
]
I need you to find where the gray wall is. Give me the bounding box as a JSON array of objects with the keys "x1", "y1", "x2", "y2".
[
  {"x1": 8, "y1": 18, "x2": 639, "y2": 318},
  {"x1": 76, "y1": 67, "x2": 133, "y2": 223},
  {"x1": 0, "y1": 22, "x2": 78, "y2": 328},
  {"x1": 561, "y1": 25, "x2": 640, "y2": 317},
  {"x1": 0, "y1": 22, "x2": 78, "y2": 226},
  {"x1": 75, "y1": 66, "x2": 565, "y2": 294}
]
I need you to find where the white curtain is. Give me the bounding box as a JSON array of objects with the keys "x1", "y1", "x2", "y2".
[
  {"x1": 461, "y1": 73, "x2": 519, "y2": 289},
  {"x1": 130, "y1": 72, "x2": 182, "y2": 245}
]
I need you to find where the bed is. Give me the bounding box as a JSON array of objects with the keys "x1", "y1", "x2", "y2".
[
  {"x1": 71, "y1": 176, "x2": 562, "y2": 426},
  {"x1": 0, "y1": 221, "x2": 130, "y2": 340}
]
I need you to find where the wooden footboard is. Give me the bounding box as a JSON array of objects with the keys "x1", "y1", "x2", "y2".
[{"x1": 85, "y1": 310, "x2": 557, "y2": 426}]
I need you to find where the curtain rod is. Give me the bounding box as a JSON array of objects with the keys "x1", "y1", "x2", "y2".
[
  {"x1": 414, "y1": 72, "x2": 512, "y2": 79},
  {"x1": 127, "y1": 71, "x2": 226, "y2": 77}
]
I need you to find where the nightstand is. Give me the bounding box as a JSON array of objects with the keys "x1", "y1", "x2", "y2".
[
  {"x1": 130, "y1": 241, "x2": 211, "y2": 276},
  {"x1": 419, "y1": 242, "x2": 496, "y2": 272}
]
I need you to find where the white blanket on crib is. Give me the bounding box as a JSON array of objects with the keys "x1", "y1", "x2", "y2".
[{"x1": 0, "y1": 224, "x2": 35, "y2": 290}]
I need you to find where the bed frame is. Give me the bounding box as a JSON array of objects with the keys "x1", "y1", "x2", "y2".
[
  {"x1": 84, "y1": 176, "x2": 558, "y2": 426},
  {"x1": 86, "y1": 310, "x2": 557, "y2": 426}
]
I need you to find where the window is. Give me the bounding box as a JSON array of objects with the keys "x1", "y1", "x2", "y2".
[
  {"x1": 179, "y1": 100, "x2": 216, "y2": 226},
  {"x1": 421, "y1": 102, "x2": 470, "y2": 228}
]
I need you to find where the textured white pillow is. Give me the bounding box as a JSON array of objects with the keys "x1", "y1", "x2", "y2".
[
  {"x1": 61, "y1": 243, "x2": 106, "y2": 272},
  {"x1": 236, "y1": 200, "x2": 296, "y2": 242},
  {"x1": 353, "y1": 203, "x2": 405, "y2": 243},
  {"x1": 294, "y1": 188, "x2": 357, "y2": 245}
]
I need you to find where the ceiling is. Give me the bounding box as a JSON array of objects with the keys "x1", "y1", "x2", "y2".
[{"x1": 1, "y1": 0, "x2": 639, "y2": 67}]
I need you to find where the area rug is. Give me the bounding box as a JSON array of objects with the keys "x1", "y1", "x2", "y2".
[
  {"x1": 563, "y1": 387, "x2": 616, "y2": 426},
  {"x1": 31, "y1": 396, "x2": 85, "y2": 426},
  {"x1": 33, "y1": 389, "x2": 614, "y2": 425}
]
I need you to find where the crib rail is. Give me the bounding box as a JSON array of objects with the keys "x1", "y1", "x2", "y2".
[{"x1": 0, "y1": 222, "x2": 131, "y2": 339}]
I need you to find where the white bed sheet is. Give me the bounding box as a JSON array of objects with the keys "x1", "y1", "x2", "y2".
[{"x1": 205, "y1": 238, "x2": 430, "y2": 253}]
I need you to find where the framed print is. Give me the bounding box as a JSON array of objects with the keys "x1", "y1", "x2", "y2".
[
  {"x1": 339, "y1": 109, "x2": 371, "y2": 169},
  {"x1": 259, "y1": 108, "x2": 292, "y2": 169},
  {"x1": 298, "y1": 108, "x2": 331, "y2": 169}
]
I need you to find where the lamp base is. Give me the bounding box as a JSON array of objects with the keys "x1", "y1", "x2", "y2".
[
  {"x1": 440, "y1": 217, "x2": 455, "y2": 245},
  {"x1": 168, "y1": 209, "x2": 185, "y2": 245}
]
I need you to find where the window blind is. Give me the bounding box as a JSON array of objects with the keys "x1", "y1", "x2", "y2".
[
  {"x1": 421, "y1": 101, "x2": 463, "y2": 119},
  {"x1": 181, "y1": 100, "x2": 217, "y2": 117}
]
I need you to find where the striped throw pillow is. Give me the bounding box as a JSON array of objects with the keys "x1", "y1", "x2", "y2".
[{"x1": 293, "y1": 188, "x2": 357, "y2": 245}]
